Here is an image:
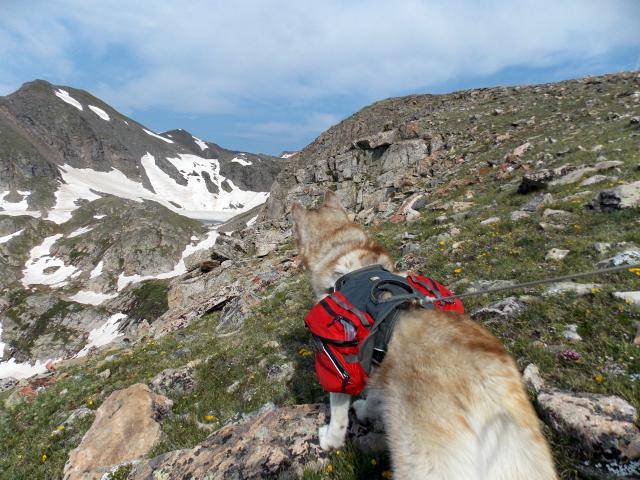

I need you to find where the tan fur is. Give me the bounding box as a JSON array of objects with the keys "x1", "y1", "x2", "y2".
[{"x1": 293, "y1": 191, "x2": 557, "y2": 480}]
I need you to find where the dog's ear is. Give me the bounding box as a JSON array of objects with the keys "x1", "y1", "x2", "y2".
[
  {"x1": 323, "y1": 190, "x2": 346, "y2": 214},
  {"x1": 291, "y1": 202, "x2": 307, "y2": 247}
]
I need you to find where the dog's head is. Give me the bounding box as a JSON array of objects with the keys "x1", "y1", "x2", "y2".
[{"x1": 292, "y1": 191, "x2": 393, "y2": 298}]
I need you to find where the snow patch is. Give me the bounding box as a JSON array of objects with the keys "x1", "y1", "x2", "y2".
[
  {"x1": 54, "y1": 89, "x2": 83, "y2": 111},
  {"x1": 0, "y1": 319, "x2": 53, "y2": 379},
  {"x1": 0, "y1": 228, "x2": 24, "y2": 244},
  {"x1": 143, "y1": 129, "x2": 174, "y2": 143},
  {"x1": 75, "y1": 313, "x2": 126, "y2": 357},
  {"x1": 46, "y1": 153, "x2": 269, "y2": 223},
  {"x1": 246, "y1": 215, "x2": 258, "y2": 227},
  {"x1": 0, "y1": 190, "x2": 40, "y2": 218},
  {"x1": 117, "y1": 229, "x2": 218, "y2": 290},
  {"x1": 281, "y1": 152, "x2": 297, "y2": 158},
  {"x1": 192, "y1": 135, "x2": 208, "y2": 151},
  {"x1": 90, "y1": 260, "x2": 104, "y2": 279},
  {"x1": 88, "y1": 105, "x2": 110, "y2": 121},
  {"x1": 93, "y1": 214, "x2": 106, "y2": 220},
  {"x1": 22, "y1": 234, "x2": 78, "y2": 287},
  {"x1": 68, "y1": 226, "x2": 93, "y2": 238},
  {"x1": 231, "y1": 156, "x2": 252, "y2": 166},
  {"x1": 69, "y1": 290, "x2": 117, "y2": 305}
]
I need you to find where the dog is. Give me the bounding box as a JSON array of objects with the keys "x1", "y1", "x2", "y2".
[{"x1": 292, "y1": 191, "x2": 557, "y2": 480}]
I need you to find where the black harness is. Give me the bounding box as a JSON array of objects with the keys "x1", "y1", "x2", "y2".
[{"x1": 330, "y1": 264, "x2": 444, "y2": 373}]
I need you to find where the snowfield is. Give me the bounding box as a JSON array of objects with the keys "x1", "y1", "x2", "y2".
[
  {"x1": 0, "y1": 190, "x2": 40, "y2": 218},
  {"x1": 46, "y1": 153, "x2": 269, "y2": 223},
  {"x1": 75, "y1": 313, "x2": 127, "y2": 358},
  {"x1": 0, "y1": 228, "x2": 24, "y2": 244},
  {"x1": 0, "y1": 320, "x2": 54, "y2": 379},
  {"x1": 89, "y1": 105, "x2": 110, "y2": 121},
  {"x1": 54, "y1": 89, "x2": 83, "y2": 110},
  {"x1": 231, "y1": 156, "x2": 253, "y2": 166},
  {"x1": 143, "y1": 128, "x2": 174, "y2": 143},
  {"x1": 69, "y1": 290, "x2": 118, "y2": 305},
  {"x1": 68, "y1": 226, "x2": 93, "y2": 238},
  {"x1": 22, "y1": 234, "x2": 78, "y2": 287},
  {"x1": 192, "y1": 135, "x2": 208, "y2": 151}
]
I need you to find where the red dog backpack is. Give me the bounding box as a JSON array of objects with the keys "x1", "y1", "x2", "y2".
[{"x1": 304, "y1": 266, "x2": 464, "y2": 395}]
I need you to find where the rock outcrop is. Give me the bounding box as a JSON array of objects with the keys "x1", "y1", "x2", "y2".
[
  {"x1": 63, "y1": 383, "x2": 172, "y2": 480},
  {"x1": 129, "y1": 403, "x2": 328, "y2": 480}
]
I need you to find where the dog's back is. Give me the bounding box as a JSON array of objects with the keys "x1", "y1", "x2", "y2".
[{"x1": 377, "y1": 309, "x2": 557, "y2": 480}]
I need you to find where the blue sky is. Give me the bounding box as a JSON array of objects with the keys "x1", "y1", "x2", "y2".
[{"x1": 1, "y1": 1, "x2": 639, "y2": 156}]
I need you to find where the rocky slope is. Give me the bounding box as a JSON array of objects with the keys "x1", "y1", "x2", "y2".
[
  {"x1": 0, "y1": 80, "x2": 286, "y2": 376},
  {"x1": 1, "y1": 71, "x2": 639, "y2": 479}
]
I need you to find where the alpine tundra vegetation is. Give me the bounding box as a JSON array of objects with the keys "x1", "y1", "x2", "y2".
[{"x1": 1, "y1": 71, "x2": 640, "y2": 479}]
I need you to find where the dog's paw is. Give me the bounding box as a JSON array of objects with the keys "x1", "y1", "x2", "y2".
[
  {"x1": 318, "y1": 424, "x2": 345, "y2": 451},
  {"x1": 352, "y1": 398, "x2": 368, "y2": 423}
]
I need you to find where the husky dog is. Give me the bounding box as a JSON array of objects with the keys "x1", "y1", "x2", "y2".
[{"x1": 292, "y1": 191, "x2": 557, "y2": 480}]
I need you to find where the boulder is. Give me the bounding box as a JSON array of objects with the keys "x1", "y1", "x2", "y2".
[
  {"x1": 537, "y1": 390, "x2": 640, "y2": 459},
  {"x1": 472, "y1": 297, "x2": 525, "y2": 320},
  {"x1": 354, "y1": 130, "x2": 397, "y2": 150},
  {"x1": 612, "y1": 291, "x2": 640, "y2": 306},
  {"x1": 590, "y1": 181, "x2": 640, "y2": 211},
  {"x1": 597, "y1": 248, "x2": 640, "y2": 268},
  {"x1": 546, "y1": 248, "x2": 570, "y2": 261},
  {"x1": 63, "y1": 383, "x2": 172, "y2": 480},
  {"x1": 128, "y1": 403, "x2": 328, "y2": 480},
  {"x1": 149, "y1": 361, "x2": 199, "y2": 397},
  {"x1": 545, "y1": 282, "x2": 601, "y2": 296}
]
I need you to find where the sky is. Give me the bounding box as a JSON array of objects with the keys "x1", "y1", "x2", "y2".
[{"x1": 1, "y1": 1, "x2": 639, "y2": 156}]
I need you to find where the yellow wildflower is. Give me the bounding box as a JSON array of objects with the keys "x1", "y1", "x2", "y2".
[
  {"x1": 590, "y1": 287, "x2": 600, "y2": 294},
  {"x1": 326, "y1": 464, "x2": 334, "y2": 473},
  {"x1": 56, "y1": 425, "x2": 65, "y2": 431},
  {"x1": 298, "y1": 348, "x2": 312, "y2": 357},
  {"x1": 371, "y1": 459, "x2": 377, "y2": 466},
  {"x1": 454, "y1": 267, "x2": 462, "y2": 274},
  {"x1": 41, "y1": 454, "x2": 47, "y2": 462},
  {"x1": 336, "y1": 450, "x2": 341, "y2": 456},
  {"x1": 438, "y1": 240, "x2": 445, "y2": 246},
  {"x1": 203, "y1": 415, "x2": 216, "y2": 422},
  {"x1": 382, "y1": 471, "x2": 393, "y2": 479},
  {"x1": 594, "y1": 374, "x2": 604, "y2": 383},
  {"x1": 629, "y1": 268, "x2": 640, "y2": 277}
]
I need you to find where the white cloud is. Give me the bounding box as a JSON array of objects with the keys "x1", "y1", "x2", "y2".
[{"x1": 1, "y1": 0, "x2": 639, "y2": 116}]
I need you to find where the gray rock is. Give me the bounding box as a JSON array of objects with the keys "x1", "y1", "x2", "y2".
[
  {"x1": 522, "y1": 193, "x2": 554, "y2": 212},
  {"x1": 149, "y1": 361, "x2": 199, "y2": 397},
  {"x1": 592, "y1": 242, "x2": 612, "y2": 255},
  {"x1": 266, "y1": 362, "x2": 295, "y2": 383},
  {"x1": 579, "y1": 174, "x2": 609, "y2": 186},
  {"x1": 546, "y1": 248, "x2": 570, "y2": 261},
  {"x1": 522, "y1": 363, "x2": 544, "y2": 394},
  {"x1": 510, "y1": 210, "x2": 530, "y2": 222},
  {"x1": 472, "y1": 297, "x2": 525, "y2": 320},
  {"x1": 128, "y1": 404, "x2": 329, "y2": 480},
  {"x1": 354, "y1": 130, "x2": 397, "y2": 150},
  {"x1": 597, "y1": 248, "x2": 640, "y2": 268},
  {"x1": 590, "y1": 181, "x2": 640, "y2": 211},
  {"x1": 545, "y1": 282, "x2": 601, "y2": 296},
  {"x1": 480, "y1": 216, "x2": 500, "y2": 225},
  {"x1": 612, "y1": 291, "x2": 640, "y2": 306},
  {"x1": 563, "y1": 324, "x2": 582, "y2": 342},
  {"x1": 64, "y1": 407, "x2": 95, "y2": 426},
  {"x1": 537, "y1": 389, "x2": 640, "y2": 459}
]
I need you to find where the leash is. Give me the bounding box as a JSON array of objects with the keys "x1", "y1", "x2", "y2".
[{"x1": 419, "y1": 263, "x2": 640, "y2": 305}]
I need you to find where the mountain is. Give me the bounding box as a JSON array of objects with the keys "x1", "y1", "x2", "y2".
[
  {"x1": 1, "y1": 72, "x2": 640, "y2": 479},
  {"x1": 0, "y1": 80, "x2": 287, "y2": 376},
  {"x1": 0, "y1": 80, "x2": 282, "y2": 222}
]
